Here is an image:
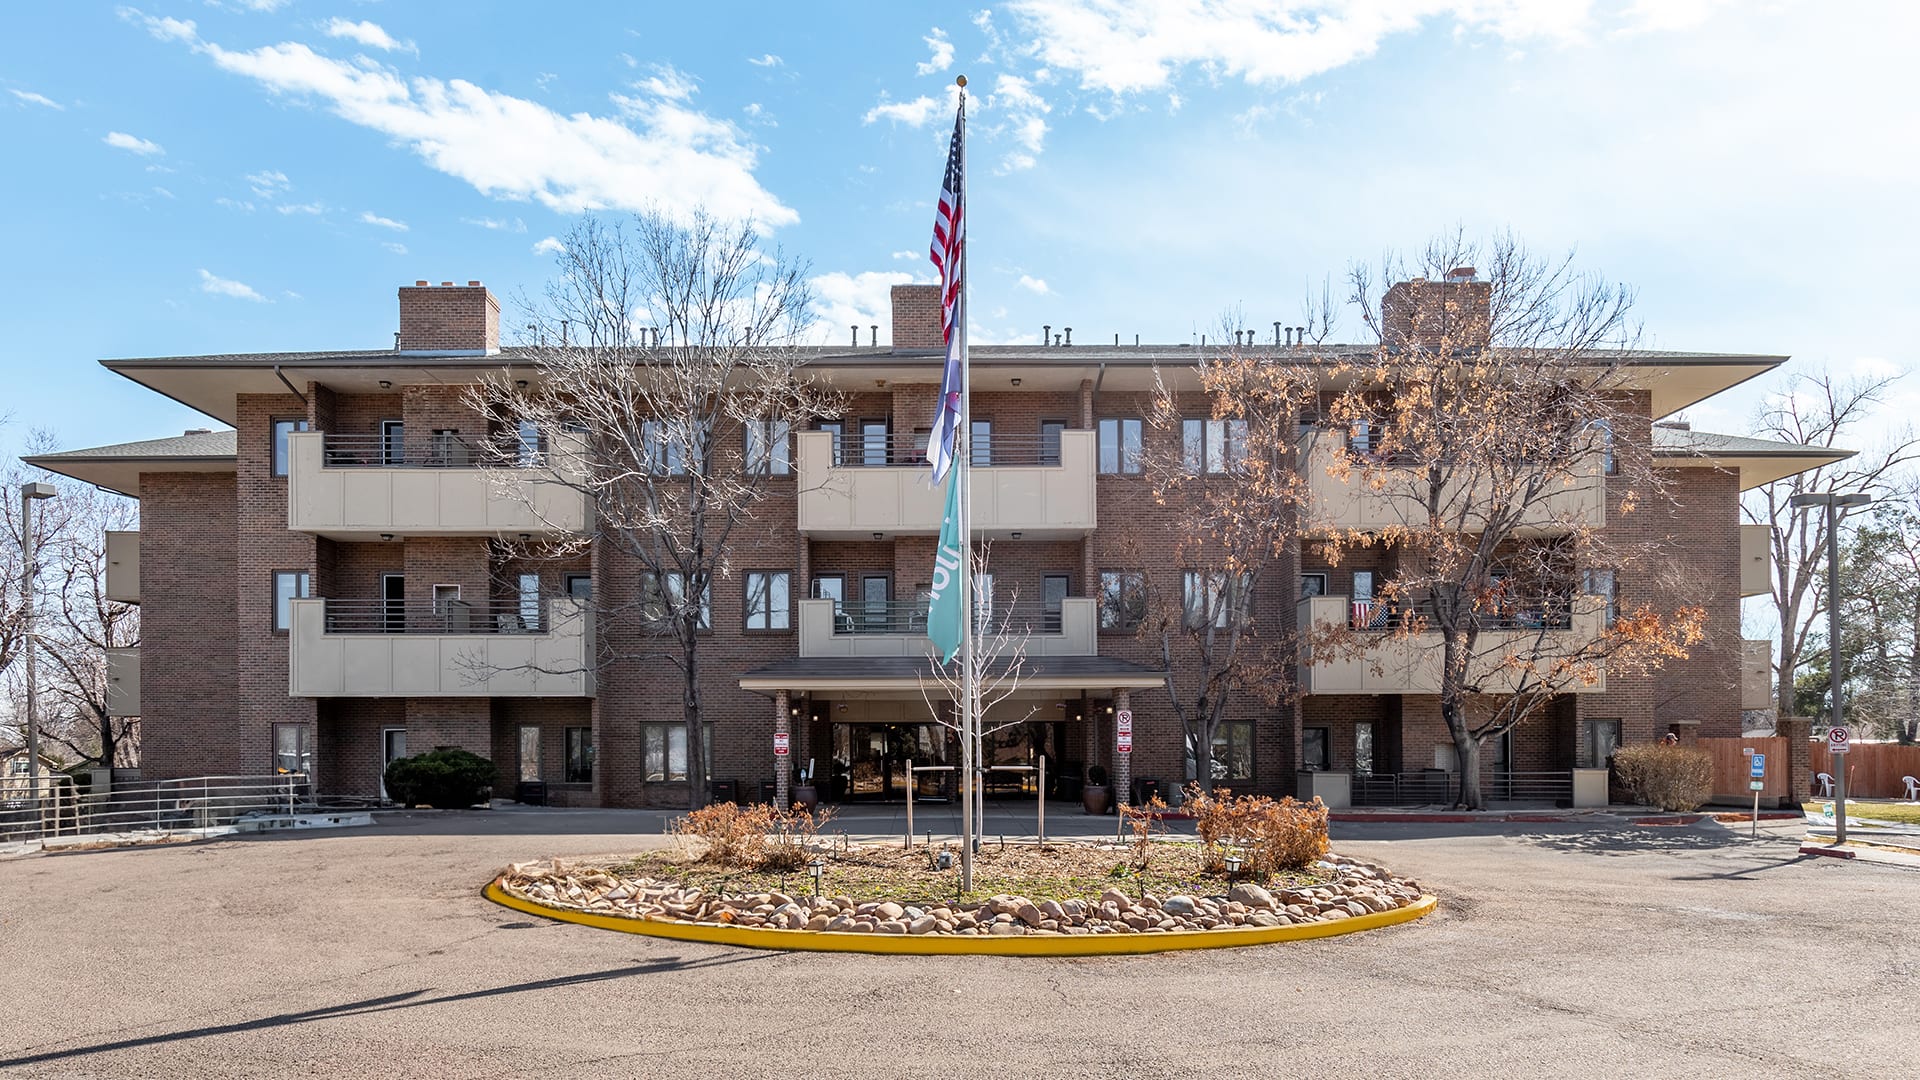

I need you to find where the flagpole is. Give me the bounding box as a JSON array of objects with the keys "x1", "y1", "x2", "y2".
[{"x1": 953, "y1": 74, "x2": 977, "y2": 886}]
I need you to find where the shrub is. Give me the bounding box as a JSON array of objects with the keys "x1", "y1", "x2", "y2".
[
  {"x1": 1087, "y1": 765, "x2": 1110, "y2": 787},
  {"x1": 1611, "y1": 744, "x2": 1714, "y2": 811},
  {"x1": 383, "y1": 749, "x2": 496, "y2": 809},
  {"x1": 670, "y1": 801, "x2": 837, "y2": 870},
  {"x1": 1183, "y1": 783, "x2": 1330, "y2": 877}
]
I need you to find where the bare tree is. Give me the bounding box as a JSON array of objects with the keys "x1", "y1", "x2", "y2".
[
  {"x1": 1745, "y1": 369, "x2": 1920, "y2": 717},
  {"x1": 472, "y1": 211, "x2": 840, "y2": 811},
  {"x1": 1835, "y1": 492, "x2": 1920, "y2": 744}
]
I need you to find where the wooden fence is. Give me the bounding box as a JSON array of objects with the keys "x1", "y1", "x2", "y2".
[
  {"x1": 1699, "y1": 736, "x2": 1791, "y2": 803},
  {"x1": 1811, "y1": 742, "x2": 1920, "y2": 799}
]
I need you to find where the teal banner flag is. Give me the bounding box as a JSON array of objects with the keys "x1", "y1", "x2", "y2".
[{"x1": 927, "y1": 468, "x2": 964, "y2": 663}]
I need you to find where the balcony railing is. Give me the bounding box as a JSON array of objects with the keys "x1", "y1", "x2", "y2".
[
  {"x1": 795, "y1": 429, "x2": 1096, "y2": 537},
  {"x1": 1297, "y1": 593, "x2": 1607, "y2": 695},
  {"x1": 1299, "y1": 429, "x2": 1605, "y2": 536},
  {"x1": 286, "y1": 430, "x2": 590, "y2": 540},
  {"x1": 289, "y1": 596, "x2": 594, "y2": 698},
  {"x1": 795, "y1": 596, "x2": 1097, "y2": 657},
  {"x1": 1346, "y1": 596, "x2": 1576, "y2": 632}
]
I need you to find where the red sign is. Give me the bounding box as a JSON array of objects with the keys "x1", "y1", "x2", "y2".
[
  {"x1": 773, "y1": 732, "x2": 790, "y2": 756},
  {"x1": 1116, "y1": 709, "x2": 1133, "y2": 735},
  {"x1": 1827, "y1": 726, "x2": 1850, "y2": 755},
  {"x1": 1117, "y1": 733, "x2": 1133, "y2": 754}
]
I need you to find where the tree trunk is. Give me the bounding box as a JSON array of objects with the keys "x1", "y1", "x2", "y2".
[
  {"x1": 1440, "y1": 693, "x2": 1482, "y2": 810},
  {"x1": 683, "y1": 636, "x2": 709, "y2": 812}
]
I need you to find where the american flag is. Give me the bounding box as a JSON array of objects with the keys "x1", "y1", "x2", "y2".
[{"x1": 925, "y1": 96, "x2": 966, "y2": 483}]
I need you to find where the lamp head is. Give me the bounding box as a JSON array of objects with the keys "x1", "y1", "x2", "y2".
[
  {"x1": 1838, "y1": 493, "x2": 1873, "y2": 509},
  {"x1": 22, "y1": 482, "x2": 56, "y2": 501}
]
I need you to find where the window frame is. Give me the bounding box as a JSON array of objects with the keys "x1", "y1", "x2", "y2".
[
  {"x1": 272, "y1": 722, "x2": 313, "y2": 776},
  {"x1": 563, "y1": 573, "x2": 593, "y2": 600},
  {"x1": 1302, "y1": 726, "x2": 1331, "y2": 771},
  {"x1": 1182, "y1": 570, "x2": 1251, "y2": 629},
  {"x1": 641, "y1": 571, "x2": 713, "y2": 632},
  {"x1": 1300, "y1": 573, "x2": 1328, "y2": 599},
  {"x1": 1182, "y1": 417, "x2": 1248, "y2": 475},
  {"x1": 1583, "y1": 569, "x2": 1617, "y2": 629},
  {"x1": 271, "y1": 417, "x2": 310, "y2": 478},
  {"x1": 744, "y1": 569, "x2": 793, "y2": 632},
  {"x1": 272, "y1": 569, "x2": 312, "y2": 633},
  {"x1": 1096, "y1": 417, "x2": 1143, "y2": 475},
  {"x1": 1098, "y1": 570, "x2": 1147, "y2": 633},
  {"x1": 746, "y1": 418, "x2": 792, "y2": 477},
  {"x1": 518, "y1": 724, "x2": 542, "y2": 783},
  {"x1": 564, "y1": 726, "x2": 594, "y2": 783},
  {"x1": 641, "y1": 721, "x2": 714, "y2": 783}
]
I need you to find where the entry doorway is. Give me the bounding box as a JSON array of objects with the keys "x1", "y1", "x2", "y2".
[
  {"x1": 833, "y1": 724, "x2": 948, "y2": 802},
  {"x1": 380, "y1": 727, "x2": 407, "y2": 800}
]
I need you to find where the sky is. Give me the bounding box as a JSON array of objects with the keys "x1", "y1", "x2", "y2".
[{"x1": 2, "y1": 0, "x2": 1918, "y2": 465}]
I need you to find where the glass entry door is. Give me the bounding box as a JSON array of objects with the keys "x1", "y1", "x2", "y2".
[{"x1": 833, "y1": 724, "x2": 948, "y2": 801}]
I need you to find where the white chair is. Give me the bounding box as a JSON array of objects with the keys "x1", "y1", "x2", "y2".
[
  {"x1": 1902, "y1": 775, "x2": 1919, "y2": 801},
  {"x1": 1814, "y1": 772, "x2": 1835, "y2": 798}
]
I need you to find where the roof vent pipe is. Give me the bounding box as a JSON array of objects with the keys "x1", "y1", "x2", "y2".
[
  {"x1": 851, "y1": 325, "x2": 858, "y2": 347},
  {"x1": 1064, "y1": 327, "x2": 1072, "y2": 347},
  {"x1": 1043, "y1": 324, "x2": 1051, "y2": 347},
  {"x1": 1134, "y1": 334, "x2": 1140, "y2": 346},
  {"x1": 393, "y1": 331, "x2": 401, "y2": 352},
  {"x1": 870, "y1": 325, "x2": 879, "y2": 347},
  {"x1": 1274, "y1": 321, "x2": 1282, "y2": 346},
  {"x1": 1295, "y1": 326, "x2": 1306, "y2": 346}
]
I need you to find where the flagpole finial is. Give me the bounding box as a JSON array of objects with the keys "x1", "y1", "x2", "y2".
[{"x1": 956, "y1": 74, "x2": 967, "y2": 88}]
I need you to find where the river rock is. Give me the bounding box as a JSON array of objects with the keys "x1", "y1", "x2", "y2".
[
  {"x1": 1163, "y1": 895, "x2": 1198, "y2": 916},
  {"x1": 1230, "y1": 883, "x2": 1278, "y2": 911}
]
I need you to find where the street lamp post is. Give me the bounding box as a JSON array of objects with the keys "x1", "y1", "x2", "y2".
[
  {"x1": 20, "y1": 481, "x2": 59, "y2": 823},
  {"x1": 1789, "y1": 490, "x2": 1871, "y2": 845}
]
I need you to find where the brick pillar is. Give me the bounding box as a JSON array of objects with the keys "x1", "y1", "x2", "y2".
[
  {"x1": 1114, "y1": 690, "x2": 1132, "y2": 805},
  {"x1": 774, "y1": 690, "x2": 791, "y2": 807},
  {"x1": 1778, "y1": 717, "x2": 1812, "y2": 798}
]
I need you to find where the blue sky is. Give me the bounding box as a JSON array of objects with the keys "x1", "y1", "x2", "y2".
[{"x1": 3, "y1": 0, "x2": 1917, "y2": 462}]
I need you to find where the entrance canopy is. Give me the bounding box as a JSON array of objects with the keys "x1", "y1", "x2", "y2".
[{"x1": 738, "y1": 655, "x2": 1165, "y2": 698}]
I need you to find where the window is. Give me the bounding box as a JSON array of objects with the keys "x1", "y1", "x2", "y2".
[
  {"x1": 565, "y1": 727, "x2": 594, "y2": 783},
  {"x1": 746, "y1": 571, "x2": 792, "y2": 630},
  {"x1": 1099, "y1": 571, "x2": 1146, "y2": 631},
  {"x1": 516, "y1": 573, "x2": 542, "y2": 632},
  {"x1": 515, "y1": 420, "x2": 544, "y2": 467},
  {"x1": 642, "y1": 572, "x2": 712, "y2": 631},
  {"x1": 970, "y1": 419, "x2": 993, "y2": 466},
  {"x1": 1097, "y1": 418, "x2": 1142, "y2": 474},
  {"x1": 811, "y1": 575, "x2": 846, "y2": 602},
  {"x1": 1300, "y1": 573, "x2": 1328, "y2": 598},
  {"x1": 518, "y1": 725, "x2": 541, "y2": 783},
  {"x1": 1187, "y1": 720, "x2": 1255, "y2": 781},
  {"x1": 1302, "y1": 726, "x2": 1331, "y2": 771},
  {"x1": 564, "y1": 573, "x2": 593, "y2": 600},
  {"x1": 273, "y1": 571, "x2": 311, "y2": 631},
  {"x1": 642, "y1": 420, "x2": 687, "y2": 475},
  {"x1": 1354, "y1": 721, "x2": 1374, "y2": 776},
  {"x1": 817, "y1": 420, "x2": 846, "y2": 467},
  {"x1": 381, "y1": 420, "x2": 405, "y2": 465},
  {"x1": 1592, "y1": 418, "x2": 1617, "y2": 475},
  {"x1": 1042, "y1": 574, "x2": 1069, "y2": 633},
  {"x1": 1040, "y1": 421, "x2": 1065, "y2": 467},
  {"x1": 642, "y1": 722, "x2": 714, "y2": 782},
  {"x1": 860, "y1": 419, "x2": 890, "y2": 467},
  {"x1": 271, "y1": 418, "x2": 309, "y2": 477},
  {"x1": 273, "y1": 723, "x2": 312, "y2": 776},
  {"x1": 746, "y1": 419, "x2": 791, "y2": 476},
  {"x1": 1349, "y1": 419, "x2": 1372, "y2": 457},
  {"x1": 1182, "y1": 418, "x2": 1247, "y2": 474},
  {"x1": 1577, "y1": 719, "x2": 1621, "y2": 769},
  {"x1": 1583, "y1": 569, "x2": 1617, "y2": 629},
  {"x1": 1183, "y1": 570, "x2": 1249, "y2": 629}
]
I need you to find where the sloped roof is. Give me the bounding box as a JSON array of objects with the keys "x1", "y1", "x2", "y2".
[
  {"x1": 1653, "y1": 426, "x2": 1852, "y2": 489},
  {"x1": 23, "y1": 430, "x2": 236, "y2": 497}
]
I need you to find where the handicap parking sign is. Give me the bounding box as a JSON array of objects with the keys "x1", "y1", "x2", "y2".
[{"x1": 1750, "y1": 753, "x2": 1766, "y2": 778}]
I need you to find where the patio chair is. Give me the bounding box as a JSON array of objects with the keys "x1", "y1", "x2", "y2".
[
  {"x1": 1813, "y1": 772, "x2": 1834, "y2": 798},
  {"x1": 1902, "y1": 775, "x2": 1918, "y2": 800}
]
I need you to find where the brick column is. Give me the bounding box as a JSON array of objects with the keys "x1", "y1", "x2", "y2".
[
  {"x1": 774, "y1": 690, "x2": 791, "y2": 807},
  {"x1": 1114, "y1": 690, "x2": 1132, "y2": 805},
  {"x1": 1778, "y1": 717, "x2": 1812, "y2": 798}
]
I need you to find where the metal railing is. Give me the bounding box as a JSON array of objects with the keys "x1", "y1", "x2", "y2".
[
  {"x1": 0, "y1": 773, "x2": 312, "y2": 844},
  {"x1": 1348, "y1": 769, "x2": 1573, "y2": 806},
  {"x1": 824, "y1": 432, "x2": 1066, "y2": 469},
  {"x1": 321, "y1": 432, "x2": 545, "y2": 469},
  {"x1": 826, "y1": 599, "x2": 1069, "y2": 635},
  {"x1": 322, "y1": 598, "x2": 552, "y2": 635},
  {"x1": 1346, "y1": 596, "x2": 1575, "y2": 632}
]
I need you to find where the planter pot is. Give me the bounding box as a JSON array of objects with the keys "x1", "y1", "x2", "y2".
[
  {"x1": 1082, "y1": 784, "x2": 1113, "y2": 816},
  {"x1": 792, "y1": 784, "x2": 819, "y2": 811}
]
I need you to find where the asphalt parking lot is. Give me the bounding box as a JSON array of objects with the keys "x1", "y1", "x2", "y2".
[{"x1": 1, "y1": 809, "x2": 1914, "y2": 1079}]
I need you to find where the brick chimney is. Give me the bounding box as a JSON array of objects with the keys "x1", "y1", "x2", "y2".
[
  {"x1": 890, "y1": 284, "x2": 942, "y2": 351},
  {"x1": 1381, "y1": 269, "x2": 1490, "y2": 352},
  {"x1": 398, "y1": 280, "x2": 500, "y2": 354}
]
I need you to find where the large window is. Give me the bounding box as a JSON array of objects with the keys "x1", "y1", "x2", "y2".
[
  {"x1": 271, "y1": 418, "x2": 310, "y2": 477},
  {"x1": 518, "y1": 725, "x2": 541, "y2": 783},
  {"x1": 642, "y1": 572, "x2": 712, "y2": 631},
  {"x1": 1577, "y1": 719, "x2": 1621, "y2": 770},
  {"x1": 746, "y1": 419, "x2": 791, "y2": 476},
  {"x1": 272, "y1": 571, "x2": 311, "y2": 631},
  {"x1": 1098, "y1": 570, "x2": 1147, "y2": 631},
  {"x1": 642, "y1": 722, "x2": 714, "y2": 782},
  {"x1": 565, "y1": 727, "x2": 594, "y2": 783},
  {"x1": 272, "y1": 723, "x2": 312, "y2": 776},
  {"x1": 745, "y1": 571, "x2": 792, "y2": 631},
  {"x1": 642, "y1": 419, "x2": 698, "y2": 475},
  {"x1": 1097, "y1": 418, "x2": 1142, "y2": 475},
  {"x1": 1182, "y1": 418, "x2": 1247, "y2": 474},
  {"x1": 1302, "y1": 726, "x2": 1331, "y2": 771},
  {"x1": 1187, "y1": 720, "x2": 1255, "y2": 782},
  {"x1": 1182, "y1": 570, "x2": 1249, "y2": 629},
  {"x1": 1583, "y1": 569, "x2": 1617, "y2": 629}
]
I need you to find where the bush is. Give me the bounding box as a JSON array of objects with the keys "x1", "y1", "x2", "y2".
[
  {"x1": 1184, "y1": 783, "x2": 1330, "y2": 877},
  {"x1": 1611, "y1": 744, "x2": 1714, "y2": 811},
  {"x1": 1087, "y1": 765, "x2": 1110, "y2": 787},
  {"x1": 383, "y1": 749, "x2": 496, "y2": 809},
  {"x1": 670, "y1": 801, "x2": 837, "y2": 870}
]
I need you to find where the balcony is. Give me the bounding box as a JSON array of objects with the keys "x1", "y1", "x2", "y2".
[
  {"x1": 286, "y1": 430, "x2": 591, "y2": 541},
  {"x1": 794, "y1": 430, "x2": 1096, "y2": 538},
  {"x1": 1742, "y1": 638, "x2": 1771, "y2": 711},
  {"x1": 1296, "y1": 593, "x2": 1608, "y2": 695},
  {"x1": 1740, "y1": 524, "x2": 1771, "y2": 598},
  {"x1": 288, "y1": 596, "x2": 595, "y2": 698},
  {"x1": 1300, "y1": 429, "x2": 1605, "y2": 536},
  {"x1": 795, "y1": 597, "x2": 1098, "y2": 658},
  {"x1": 105, "y1": 530, "x2": 139, "y2": 604},
  {"x1": 105, "y1": 646, "x2": 139, "y2": 716}
]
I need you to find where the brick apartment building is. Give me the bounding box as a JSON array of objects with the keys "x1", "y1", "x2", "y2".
[{"x1": 26, "y1": 279, "x2": 1845, "y2": 809}]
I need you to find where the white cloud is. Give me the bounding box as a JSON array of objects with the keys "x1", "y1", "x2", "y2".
[
  {"x1": 1016, "y1": 274, "x2": 1051, "y2": 295},
  {"x1": 637, "y1": 64, "x2": 697, "y2": 102},
  {"x1": 381, "y1": 241, "x2": 409, "y2": 255},
  {"x1": 323, "y1": 18, "x2": 417, "y2": 55},
  {"x1": 103, "y1": 131, "x2": 164, "y2": 156},
  {"x1": 989, "y1": 73, "x2": 1051, "y2": 172},
  {"x1": 9, "y1": 89, "x2": 63, "y2": 110},
  {"x1": 810, "y1": 270, "x2": 920, "y2": 345},
  {"x1": 245, "y1": 169, "x2": 289, "y2": 196},
  {"x1": 532, "y1": 236, "x2": 565, "y2": 256},
  {"x1": 277, "y1": 201, "x2": 325, "y2": 215},
  {"x1": 891, "y1": 250, "x2": 920, "y2": 261},
  {"x1": 916, "y1": 28, "x2": 955, "y2": 76},
  {"x1": 359, "y1": 211, "x2": 409, "y2": 231},
  {"x1": 862, "y1": 94, "x2": 941, "y2": 126},
  {"x1": 463, "y1": 216, "x2": 526, "y2": 232},
  {"x1": 128, "y1": 12, "x2": 796, "y2": 229},
  {"x1": 742, "y1": 102, "x2": 774, "y2": 127},
  {"x1": 218, "y1": 0, "x2": 292, "y2": 11},
  {"x1": 216, "y1": 196, "x2": 255, "y2": 212},
  {"x1": 748, "y1": 53, "x2": 783, "y2": 68},
  {"x1": 198, "y1": 268, "x2": 267, "y2": 302}
]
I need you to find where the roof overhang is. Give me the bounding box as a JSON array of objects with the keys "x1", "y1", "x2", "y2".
[
  {"x1": 23, "y1": 451, "x2": 234, "y2": 498},
  {"x1": 1655, "y1": 447, "x2": 1853, "y2": 490}
]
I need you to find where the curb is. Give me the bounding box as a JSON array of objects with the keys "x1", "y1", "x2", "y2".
[
  {"x1": 483, "y1": 879, "x2": 1438, "y2": 956},
  {"x1": 1799, "y1": 845, "x2": 1857, "y2": 860}
]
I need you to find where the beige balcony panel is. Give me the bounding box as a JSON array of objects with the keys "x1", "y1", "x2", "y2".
[
  {"x1": 105, "y1": 530, "x2": 139, "y2": 604},
  {"x1": 795, "y1": 430, "x2": 1096, "y2": 538},
  {"x1": 105, "y1": 646, "x2": 140, "y2": 717},
  {"x1": 1742, "y1": 638, "x2": 1772, "y2": 711},
  {"x1": 1295, "y1": 594, "x2": 1607, "y2": 695},
  {"x1": 1301, "y1": 430, "x2": 1605, "y2": 537},
  {"x1": 286, "y1": 431, "x2": 591, "y2": 540},
  {"x1": 1740, "y1": 523, "x2": 1771, "y2": 598},
  {"x1": 288, "y1": 597, "x2": 596, "y2": 697},
  {"x1": 795, "y1": 597, "x2": 1097, "y2": 658}
]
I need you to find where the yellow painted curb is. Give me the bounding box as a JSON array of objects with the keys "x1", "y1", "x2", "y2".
[{"x1": 484, "y1": 878, "x2": 1437, "y2": 956}]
